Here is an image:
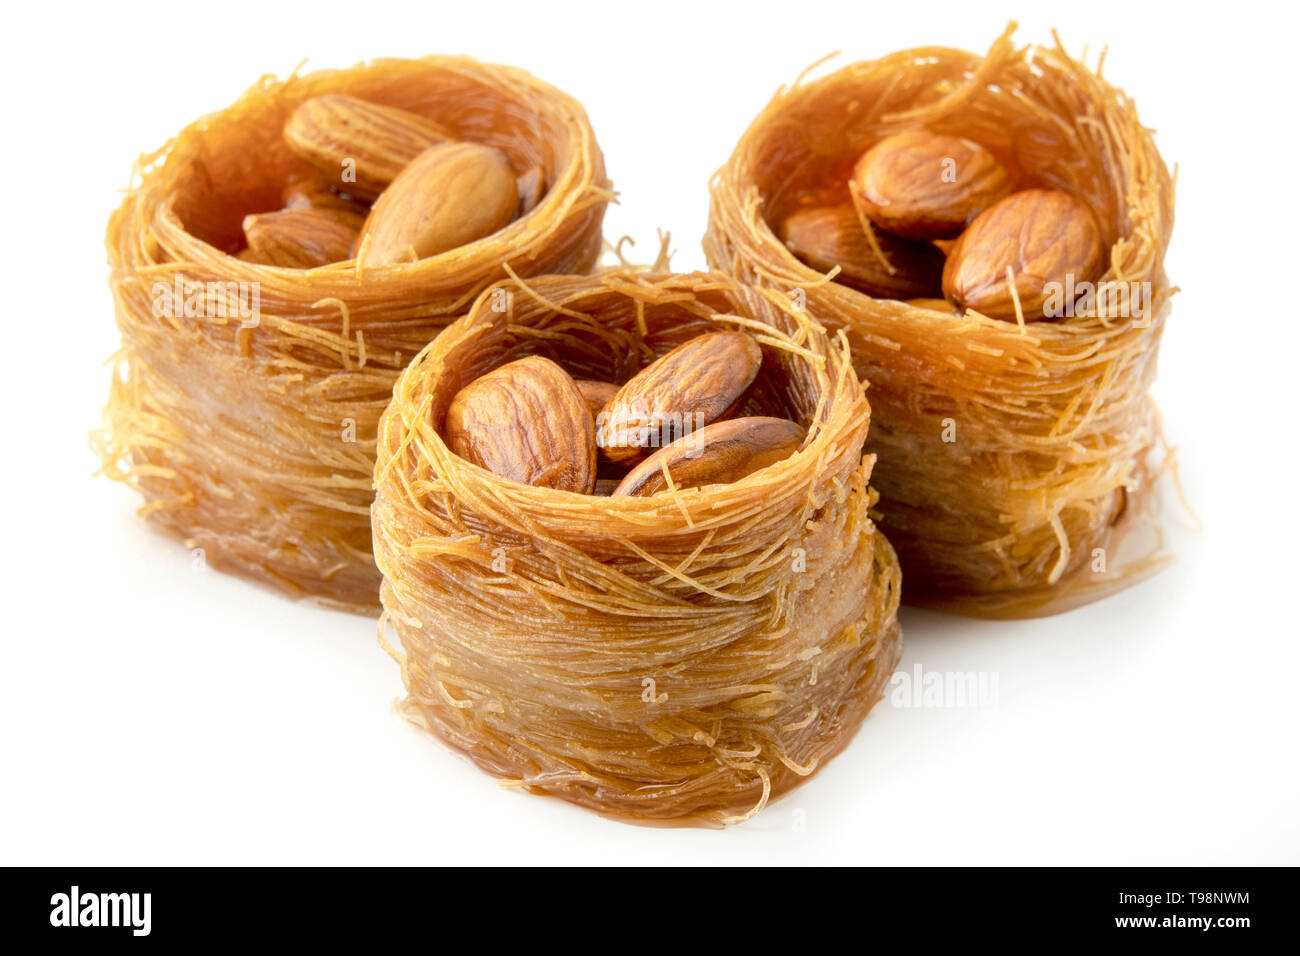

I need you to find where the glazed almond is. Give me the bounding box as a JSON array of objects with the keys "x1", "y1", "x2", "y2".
[
  {"x1": 358, "y1": 142, "x2": 518, "y2": 266},
  {"x1": 242, "y1": 208, "x2": 360, "y2": 268},
  {"x1": 851, "y1": 130, "x2": 1012, "y2": 239},
  {"x1": 941, "y1": 188, "x2": 1106, "y2": 322},
  {"x1": 612, "y1": 417, "x2": 806, "y2": 497},
  {"x1": 283, "y1": 94, "x2": 454, "y2": 200},
  {"x1": 597, "y1": 331, "x2": 762, "y2": 465},
  {"x1": 516, "y1": 165, "x2": 547, "y2": 216},
  {"x1": 574, "y1": 379, "x2": 619, "y2": 421},
  {"x1": 780, "y1": 203, "x2": 945, "y2": 299},
  {"x1": 444, "y1": 356, "x2": 596, "y2": 493},
  {"x1": 281, "y1": 171, "x2": 369, "y2": 218}
]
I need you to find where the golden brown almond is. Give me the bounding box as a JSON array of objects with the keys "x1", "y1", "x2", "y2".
[
  {"x1": 283, "y1": 94, "x2": 454, "y2": 200},
  {"x1": 357, "y1": 142, "x2": 519, "y2": 266},
  {"x1": 612, "y1": 417, "x2": 806, "y2": 497},
  {"x1": 574, "y1": 379, "x2": 619, "y2": 421},
  {"x1": 281, "y1": 171, "x2": 369, "y2": 217},
  {"x1": 851, "y1": 130, "x2": 1013, "y2": 239},
  {"x1": 780, "y1": 203, "x2": 945, "y2": 299},
  {"x1": 242, "y1": 208, "x2": 360, "y2": 268},
  {"x1": 516, "y1": 165, "x2": 547, "y2": 216},
  {"x1": 942, "y1": 188, "x2": 1107, "y2": 322},
  {"x1": 597, "y1": 331, "x2": 762, "y2": 465},
  {"x1": 276, "y1": 192, "x2": 367, "y2": 233},
  {"x1": 444, "y1": 356, "x2": 596, "y2": 493}
]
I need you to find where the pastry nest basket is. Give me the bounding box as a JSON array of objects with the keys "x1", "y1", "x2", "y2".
[
  {"x1": 94, "y1": 57, "x2": 611, "y2": 612},
  {"x1": 372, "y1": 270, "x2": 902, "y2": 825},
  {"x1": 704, "y1": 27, "x2": 1176, "y2": 617}
]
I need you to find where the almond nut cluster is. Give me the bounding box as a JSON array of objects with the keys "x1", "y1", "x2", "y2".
[
  {"x1": 779, "y1": 129, "x2": 1107, "y2": 322},
  {"x1": 444, "y1": 330, "x2": 807, "y2": 497},
  {"x1": 238, "y1": 95, "x2": 540, "y2": 268}
]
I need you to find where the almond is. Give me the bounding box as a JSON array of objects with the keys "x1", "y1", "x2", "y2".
[
  {"x1": 612, "y1": 417, "x2": 806, "y2": 497},
  {"x1": 780, "y1": 203, "x2": 945, "y2": 299},
  {"x1": 574, "y1": 379, "x2": 619, "y2": 421},
  {"x1": 851, "y1": 130, "x2": 1012, "y2": 239},
  {"x1": 444, "y1": 356, "x2": 596, "y2": 493},
  {"x1": 281, "y1": 171, "x2": 369, "y2": 217},
  {"x1": 242, "y1": 208, "x2": 360, "y2": 268},
  {"x1": 357, "y1": 142, "x2": 519, "y2": 266},
  {"x1": 597, "y1": 331, "x2": 762, "y2": 465},
  {"x1": 516, "y1": 165, "x2": 547, "y2": 216},
  {"x1": 941, "y1": 188, "x2": 1107, "y2": 322},
  {"x1": 283, "y1": 94, "x2": 454, "y2": 200}
]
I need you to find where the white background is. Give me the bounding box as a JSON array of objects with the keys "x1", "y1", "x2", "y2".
[{"x1": 2, "y1": 0, "x2": 1297, "y2": 865}]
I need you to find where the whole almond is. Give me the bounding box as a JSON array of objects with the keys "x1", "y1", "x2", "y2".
[
  {"x1": 281, "y1": 171, "x2": 369, "y2": 217},
  {"x1": 516, "y1": 165, "x2": 547, "y2": 216},
  {"x1": 942, "y1": 188, "x2": 1106, "y2": 322},
  {"x1": 780, "y1": 203, "x2": 945, "y2": 299},
  {"x1": 612, "y1": 417, "x2": 806, "y2": 497},
  {"x1": 358, "y1": 142, "x2": 518, "y2": 266},
  {"x1": 242, "y1": 208, "x2": 360, "y2": 268},
  {"x1": 444, "y1": 356, "x2": 596, "y2": 493},
  {"x1": 851, "y1": 130, "x2": 1013, "y2": 239},
  {"x1": 283, "y1": 94, "x2": 454, "y2": 200},
  {"x1": 597, "y1": 331, "x2": 762, "y2": 465},
  {"x1": 574, "y1": 379, "x2": 619, "y2": 421}
]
